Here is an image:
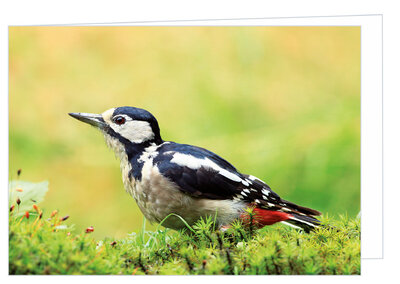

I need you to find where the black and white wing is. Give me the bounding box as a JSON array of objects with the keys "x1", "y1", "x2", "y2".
[{"x1": 153, "y1": 142, "x2": 320, "y2": 217}]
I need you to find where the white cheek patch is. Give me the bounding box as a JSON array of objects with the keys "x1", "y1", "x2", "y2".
[
  {"x1": 111, "y1": 120, "x2": 155, "y2": 143},
  {"x1": 170, "y1": 152, "x2": 243, "y2": 183},
  {"x1": 101, "y1": 108, "x2": 155, "y2": 144}
]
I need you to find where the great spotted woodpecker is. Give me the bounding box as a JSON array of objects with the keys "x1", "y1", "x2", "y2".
[{"x1": 69, "y1": 107, "x2": 321, "y2": 232}]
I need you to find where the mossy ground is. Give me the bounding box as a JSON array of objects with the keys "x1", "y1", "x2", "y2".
[{"x1": 9, "y1": 207, "x2": 360, "y2": 275}]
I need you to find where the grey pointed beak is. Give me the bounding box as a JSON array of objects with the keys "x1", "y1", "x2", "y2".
[{"x1": 68, "y1": 112, "x2": 106, "y2": 129}]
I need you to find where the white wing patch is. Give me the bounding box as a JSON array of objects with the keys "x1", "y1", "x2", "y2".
[
  {"x1": 248, "y1": 175, "x2": 267, "y2": 184},
  {"x1": 170, "y1": 152, "x2": 243, "y2": 183},
  {"x1": 261, "y1": 189, "x2": 270, "y2": 196}
]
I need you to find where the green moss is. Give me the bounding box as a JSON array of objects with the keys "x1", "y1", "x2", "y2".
[{"x1": 9, "y1": 207, "x2": 360, "y2": 275}]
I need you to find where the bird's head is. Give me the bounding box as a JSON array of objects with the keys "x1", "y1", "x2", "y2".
[{"x1": 69, "y1": 107, "x2": 162, "y2": 156}]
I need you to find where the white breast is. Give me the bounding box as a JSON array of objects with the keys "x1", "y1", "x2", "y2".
[{"x1": 120, "y1": 143, "x2": 246, "y2": 230}]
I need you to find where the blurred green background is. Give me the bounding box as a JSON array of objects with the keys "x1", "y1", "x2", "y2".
[{"x1": 9, "y1": 26, "x2": 360, "y2": 239}]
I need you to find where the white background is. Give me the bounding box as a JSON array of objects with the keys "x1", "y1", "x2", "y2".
[{"x1": 1, "y1": 0, "x2": 399, "y2": 283}]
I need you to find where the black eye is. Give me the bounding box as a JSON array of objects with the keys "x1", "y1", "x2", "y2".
[{"x1": 113, "y1": 116, "x2": 126, "y2": 125}]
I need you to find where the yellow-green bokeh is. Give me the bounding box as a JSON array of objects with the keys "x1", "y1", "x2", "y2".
[{"x1": 9, "y1": 26, "x2": 360, "y2": 239}]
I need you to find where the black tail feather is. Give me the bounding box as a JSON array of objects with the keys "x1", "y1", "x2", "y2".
[
  {"x1": 283, "y1": 213, "x2": 321, "y2": 233},
  {"x1": 280, "y1": 199, "x2": 321, "y2": 217}
]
